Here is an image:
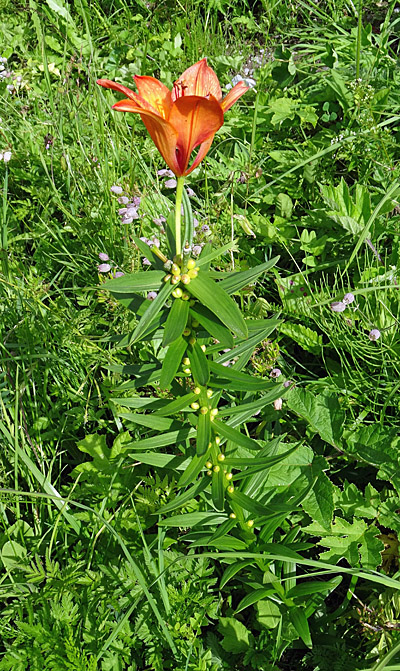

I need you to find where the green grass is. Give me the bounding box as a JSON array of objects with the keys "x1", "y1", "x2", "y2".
[{"x1": 1, "y1": 0, "x2": 400, "y2": 669}]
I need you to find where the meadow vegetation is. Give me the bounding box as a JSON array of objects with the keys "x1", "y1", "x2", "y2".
[{"x1": 1, "y1": 0, "x2": 400, "y2": 669}]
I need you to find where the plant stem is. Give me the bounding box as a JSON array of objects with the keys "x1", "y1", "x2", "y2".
[
  {"x1": 356, "y1": 0, "x2": 363, "y2": 80},
  {"x1": 175, "y1": 176, "x2": 185, "y2": 257}
]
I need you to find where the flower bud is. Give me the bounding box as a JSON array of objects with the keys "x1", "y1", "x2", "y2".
[
  {"x1": 181, "y1": 293, "x2": 190, "y2": 301},
  {"x1": 206, "y1": 389, "x2": 212, "y2": 398},
  {"x1": 171, "y1": 275, "x2": 180, "y2": 284},
  {"x1": 200, "y1": 344, "x2": 206, "y2": 352},
  {"x1": 183, "y1": 357, "x2": 190, "y2": 365},
  {"x1": 213, "y1": 465, "x2": 220, "y2": 473},
  {"x1": 171, "y1": 263, "x2": 181, "y2": 275},
  {"x1": 192, "y1": 319, "x2": 199, "y2": 327},
  {"x1": 226, "y1": 472, "x2": 233, "y2": 480},
  {"x1": 188, "y1": 269, "x2": 198, "y2": 279},
  {"x1": 189, "y1": 336, "x2": 196, "y2": 345},
  {"x1": 183, "y1": 328, "x2": 191, "y2": 336},
  {"x1": 191, "y1": 402, "x2": 200, "y2": 410},
  {"x1": 205, "y1": 461, "x2": 213, "y2": 469},
  {"x1": 215, "y1": 436, "x2": 220, "y2": 446},
  {"x1": 187, "y1": 258, "x2": 196, "y2": 270},
  {"x1": 247, "y1": 520, "x2": 254, "y2": 528},
  {"x1": 207, "y1": 470, "x2": 212, "y2": 476},
  {"x1": 217, "y1": 453, "x2": 225, "y2": 462},
  {"x1": 227, "y1": 486, "x2": 234, "y2": 494},
  {"x1": 173, "y1": 287, "x2": 183, "y2": 298},
  {"x1": 183, "y1": 367, "x2": 191, "y2": 374},
  {"x1": 229, "y1": 513, "x2": 236, "y2": 519},
  {"x1": 210, "y1": 408, "x2": 218, "y2": 417},
  {"x1": 194, "y1": 387, "x2": 201, "y2": 395},
  {"x1": 181, "y1": 274, "x2": 191, "y2": 285},
  {"x1": 200, "y1": 406, "x2": 208, "y2": 415}
]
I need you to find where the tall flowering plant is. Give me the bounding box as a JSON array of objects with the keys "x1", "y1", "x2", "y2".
[{"x1": 97, "y1": 58, "x2": 286, "y2": 516}]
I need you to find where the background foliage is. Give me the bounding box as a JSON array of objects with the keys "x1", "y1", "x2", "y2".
[{"x1": 1, "y1": 0, "x2": 400, "y2": 669}]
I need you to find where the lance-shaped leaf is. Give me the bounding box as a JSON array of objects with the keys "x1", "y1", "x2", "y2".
[
  {"x1": 209, "y1": 362, "x2": 277, "y2": 391},
  {"x1": 212, "y1": 466, "x2": 225, "y2": 511},
  {"x1": 189, "y1": 341, "x2": 209, "y2": 387},
  {"x1": 104, "y1": 270, "x2": 165, "y2": 294},
  {"x1": 190, "y1": 304, "x2": 234, "y2": 348},
  {"x1": 196, "y1": 410, "x2": 211, "y2": 456},
  {"x1": 160, "y1": 336, "x2": 187, "y2": 389},
  {"x1": 129, "y1": 280, "x2": 175, "y2": 345},
  {"x1": 178, "y1": 449, "x2": 211, "y2": 487},
  {"x1": 219, "y1": 257, "x2": 280, "y2": 295},
  {"x1": 212, "y1": 418, "x2": 262, "y2": 451},
  {"x1": 155, "y1": 477, "x2": 209, "y2": 515},
  {"x1": 155, "y1": 392, "x2": 198, "y2": 417},
  {"x1": 188, "y1": 273, "x2": 248, "y2": 339},
  {"x1": 163, "y1": 297, "x2": 189, "y2": 346}
]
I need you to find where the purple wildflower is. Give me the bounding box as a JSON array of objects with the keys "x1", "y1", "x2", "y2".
[
  {"x1": 143, "y1": 257, "x2": 151, "y2": 266},
  {"x1": 201, "y1": 224, "x2": 210, "y2": 233},
  {"x1": 147, "y1": 291, "x2": 158, "y2": 300},
  {"x1": 192, "y1": 245, "x2": 202, "y2": 257},
  {"x1": 343, "y1": 292, "x2": 355, "y2": 305},
  {"x1": 283, "y1": 380, "x2": 292, "y2": 388},
  {"x1": 118, "y1": 196, "x2": 129, "y2": 204},
  {"x1": 164, "y1": 178, "x2": 177, "y2": 189},
  {"x1": 110, "y1": 185, "x2": 123, "y2": 194},
  {"x1": 157, "y1": 168, "x2": 174, "y2": 177},
  {"x1": 113, "y1": 271, "x2": 124, "y2": 278},
  {"x1": 330, "y1": 301, "x2": 346, "y2": 313},
  {"x1": 131, "y1": 196, "x2": 141, "y2": 208},
  {"x1": 98, "y1": 263, "x2": 111, "y2": 273},
  {"x1": 99, "y1": 252, "x2": 109, "y2": 262},
  {"x1": 270, "y1": 368, "x2": 282, "y2": 378},
  {"x1": 368, "y1": 329, "x2": 381, "y2": 341},
  {"x1": 153, "y1": 216, "x2": 166, "y2": 226},
  {"x1": 186, "y1": 187, "x2": 195, "y2": 197}
]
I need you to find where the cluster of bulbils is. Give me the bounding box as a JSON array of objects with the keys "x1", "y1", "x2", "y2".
[{"x1": 165, "y1": 256, "x2": 200, "y2": 292}]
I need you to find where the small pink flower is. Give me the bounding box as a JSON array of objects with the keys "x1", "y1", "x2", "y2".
[
  {"x1": 164, "y1": 178, "x2": 177, "y2": 188},
  {"x1": 147, "y1": 291, "x2": 157, "y2": 300},
  {"x1": 343, "y1": 292, "x2": 355, "y2": 304},
  {"x1": 98, "y1": 263, "x2": 111, "y2": 273},
  {"x1": 368, "y1": 329, "x2": 381, "y2": 341},
  {"x1": 99, "y1": 252, "x2": 109, "y2": 261},
  {"x1": 273, "y1": 398, "x2": 283, "y2": 410},
  {"x1": 270, "y1": 368, "x2": 281, "y2": 378},
  {"x1": 330, "y1": 301, "x2": 346, "y2": 313}
]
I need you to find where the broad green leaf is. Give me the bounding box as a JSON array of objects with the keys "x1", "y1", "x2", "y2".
[
  {"x1": 160, "y1": 336, "x2": 187, "y2": 389},
  {"x1": 235, "y1": 589, "x2": 277, "y2": 615},
  {"x1": 196, "y1": 410, "x2": 211, "y2": 456},
  {"x1": 189, "y1": 342, "x2": 209, "y2": 387},
  {"x1": 219, "y1": 257, "x2": 279, "y2": 295},
  {"x1": 305, "y1": 517, "x2": 384, "y2": 569},
  {"x1": 217, "y1": 617, "x2": 250, "y2": 654},
  {"x1": 129, "y1": 280, "x2": 175, "y2": 345},
  {"x1": 302, "y1": 456, "x2": 336, "y2": 530},
  {"x1": 163, "y1": 298, "x2": 189, "y2": 346},
  {"x1": 256, "y1": 599, "x2": 281, "y2": 629},
  {"x1": 104, "y1": 270, "x2": 165, "y2": 294},
  {"x1": 289, "y1": 607, "x2": 312, "y2": 648},
  {"x1": 155, "y1": 477, "x2": 209, "y2": 515},
  {"x1": 212, "y1": 419, "x2": 262, "y2": 451},
  {"x1": 188, "y1": 273, "x2": 248, "y2": 339},
  {"x1": 286, "y1": 388, "x2": 344, "y2": 448},
  {"x1": 1, "y1": 541, "x2": 27, "y2": 570},
  {"x1": 190, "y1": 304, "x2": 234, "y2": 348}
]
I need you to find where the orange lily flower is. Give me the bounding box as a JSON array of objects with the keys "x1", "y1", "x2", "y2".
[{"x1": 97, "y1": 58, "x2": 248, "y2": 177}]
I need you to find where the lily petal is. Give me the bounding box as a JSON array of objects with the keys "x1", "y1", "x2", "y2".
[
  {"x1": 169, "y1": 95, "x2": 224, "y2": 175},
  {"x1": 111, "y1": 99, "x2": 182, "y2": 175},
  {"x1": 98, "y1": 79, "x2": 158, "y2": 114},
  {"x1": 184, "y1": 134, "x2": 216, "y2": 176},
  {"x1": 133, "y1": 75, "x2": 172, "y2": 119},
  {"x1": 171, "y1": 58, "x2": 222, "y2": 102},
  {"x1": 220, "y1": 80, "x2": 249, "y2": 113}
]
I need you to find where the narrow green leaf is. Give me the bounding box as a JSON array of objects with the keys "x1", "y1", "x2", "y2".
[
  {"x1": 220, "y1": 560, "x2": 256, "y2": 588},
  {"x1": 178, "y1": 450, "x2": 210, "y2": 487},
  {"x1": 163, "y1": 298, "x2": 189, "y2": 346},
  {"x1": 218, "y1": 386, "x2": 285, "y2": 418},
  {"x1": 132, "y1": 234, "x2": 165, "y2": 269},
  {"x1": 219, "y1": 257, "x2": 280, "y2": 295},
  {"x1": 196, "y1": 410, "x2": 211, "y2": 456},
  {"x1": 229, "y1": 490, "x2": 297, "y2": 517},
  {"x1": 196, "y1": 240, "x2": 238, "y2": 268},
  {"x1": 115, "y1": 413, "x2": 179, "y2": 431},
  {"x1": 123, "y1": 426, "x2": 196, "y2": 451},
  {"x1": 158, "y1": 512, "x2": 226, "y2": 527},
  {"x1": 155, "y1": 392, "x2": 198, "y2": 416},
  {"x1": 182, "y1": 186, "x2": 195, "y2": 248},
  {"x1": 133, "y1": 453, "x2": 189, "y2": 469},
  {"x1": 212, "y1": 467, "x2": 225, "y2": 511},
  {"x1": 188, "y1": 274, "x2": 248, "y2": 339},
  {"x1": 155, "y1": 477, "x2": 209, "y2": 515},
  {"x1": 286, "y1": 578, "x2": 341, "y2": 599},
  {"x1": 212, "y1": 419, "x2": 262, "y2": 451},
  {"x1": 160, "y1": 336, "x2": 187, "y2": 389},
  {"x1": 208, "y1": 518, "x2": 238, "y2": 543},
  {"x1": 189, "y1": 342, "x2": 209, "y2": 387},
  {"x1": 209, "y1": 362, "x2": 276, "y2": 391},
  {"x1": 104, "y1": 270, "x2": 165, "y2": 294},
  {"x1": 129, "y1": 281, "x2": 175, "y2": 345},
  {"x1": 190, "y1": 304, "x2": 234, "y2": 348}
]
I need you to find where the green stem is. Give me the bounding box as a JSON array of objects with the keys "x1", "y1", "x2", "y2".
[
  {"x1": 175, "y1": 176, "x2": 185, "y2": 257},
  {"x1": 356, "y1": 0, "x2": 363, "y2": 80}
]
